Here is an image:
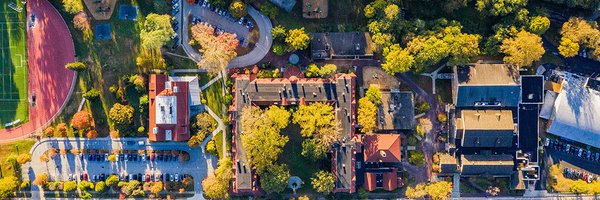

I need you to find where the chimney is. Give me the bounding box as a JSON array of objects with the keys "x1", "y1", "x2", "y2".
[{"x1": 496, "y1": 113, "x2": 501, "y2": 121}]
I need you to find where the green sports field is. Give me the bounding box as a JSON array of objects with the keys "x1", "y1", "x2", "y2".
[{"x1": 0, "y1": 0, "x2": 28, "y2": 128}]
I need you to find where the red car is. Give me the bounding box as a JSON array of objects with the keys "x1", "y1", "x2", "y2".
[
  {"x1": 83, "y1": 173, "x2": 88, "y2": 181},
  {"x1": 145, "y1": 174, "x2": 150, "y2": 182},
  {"x1": 150, "y1": 154, "x2": 155, "y2": 161}
]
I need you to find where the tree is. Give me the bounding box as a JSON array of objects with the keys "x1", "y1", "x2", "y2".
[
  {"x1": 151, "y1": 182, "x2": 163, "y2": 195},
  {"x1": 109, "y1": 103, "x2": 134, "y2": 127},
  {"x1": 140, "y1": 14, "x2": 175, "y2": 50},
  {"x1": 73, "y1": 12, "x2": 90, "y2": 31},
  {"x1": 229, "y1": 1, "x2": 247, "y2": 18},
  {"x1": 33, "y1": 173, "x2": 48, "y2": 186},
  {"x1": 305, "y1": 64, "x2": 321, "y2": 78},
  {"x1": 78, "y1": 181, "x2": 94, "y2": 191},
  {"x1": 559, "y1": 17, "x2": 600, "y2": 57},
  {"x1": 384, "y1": 4, "x2": 399, "y2": 20},
  {"x1": 105, "y1": 175, "x2": 119, "y2": 187},
  {"x1": 190, "y1": 113, "x2": 216, "y2": 142},
  {"x1": 188, "y1": 135, "x2": 202, "y2": 148},
  {"x1": 128, "y1": 75, "x2": 145, "y2": 92},
  {"x1": 240, "y1": 106, "x2": 290, "y2": 171},
  {"x1": 54, "y1": 123, "x2": 69, "y2": 137},
  {"x1": 79, "y1": 192, "x2": 92, "y2": 199},
  {"x1": 259, "y1": 164, "x2": 290, "y2": 194},
  {"x1": 107, "y1": 154, "x2": 116, "y2": 162},
  {"x1": 65, "y1": 62, "x2": 87, "y2": 71},
  {"x1": 426, "y1": 181, "x2": 453, "y2": 200},
  {"x1": 136, "y1": 48, "x2": 167, "y2": 70},
  {"x1": 285, "y1": 28, "x2": 311, "y2": 51},
  {"x1": 0, "y1": 176, "x2": 17, "y2": 198},
  {"x1": 408, "y1": 151, "x2": 425, "y2": 166},
  {"x1": 272, "y1": 25, "x2": 287, "y2": 41},
  {"x1": 382, "y1": 44, "x2": 414, "y2": 74},
  {"x1": 63, "y1": 180, "x2": 77, "y2": 192},
  {"x1": 121, "y1": 180, "x2": 141, "y2": 196},
  {"x1": 260, "y1": 2, "x2": 279, "y2": 19},
  {"x1": 203, "y1": 158, "x2": 232, "y2": 199},
  {"x1": 17, "y1": 153, "x2": 31, "y2": 165},
  {"x1": 311, "y1": 171, "x2": 335, "y2": 194},
  {"x1": 191, "y1": 24, "x2": 239, "y2": 74},
  {"x1": 62, "y1": 0, "x2": 83, "y2": 14},
  {"x1": 405, "y1": 184, "x2": 427, "y2": 199},
  {"x1": 82, "y1": 88, "x2": 100, "y2": 100},
  {"x1": 500, "y1": 30, "x2": 545, "y2": 67},
  {"x1": 301, "y1": 138, "x2": 328, "y2": 161},
  {"x1": 273, "y1": 43, "x2": 286, "y2": 55},
  {"x1": 293, "y1": 103, "x2": 335, "y2": 137},
  {"x1": 358, "y1": 98, "x2": 377, "y2": 133},
  {"x1": 528, "y1": 16, "x2": 550, "y2": 35},
  {"x1": 365, "y1": 86, "x2": 382, "y2": 105},
  {"x1": 558, "y1": 37, "x2": 579, "y2": 57},
  {"x1": 95, "y1": 181, "x2": 106, "y2": 193},
  {"x1": 71, "y1": 111, "x2": 92, "y2": 130},
  {"x1": 364, "y1": 4, "x2": 376, "y2": 18},
  {"x1": 43, "y1": 127, "x2": 54, "y2": 138},
  {"x1": 475, "y1": 0, "x2": 527, "y2": 16}
]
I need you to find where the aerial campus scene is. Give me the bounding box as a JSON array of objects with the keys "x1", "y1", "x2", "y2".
[{"x1": 2, "y1": 0, "x2": 600, "y2": 199}]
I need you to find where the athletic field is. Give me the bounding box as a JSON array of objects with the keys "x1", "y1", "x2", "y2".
[{"x1": 0, "y1": 1, "x2": 28, "y2": 128}]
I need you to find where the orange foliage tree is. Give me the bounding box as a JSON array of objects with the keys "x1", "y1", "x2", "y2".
[
  {"x1": 55, "y1": 123, "x2": 69, "y2": 137},
  {"x1": 191, "y1": 24, "x2": 239, "y2": 74},
  {"x1": 86, "y1": 130, "x2": 98, "y2": 139},
  {"x1": 71, "y1": 111, "x2": 93, "y2": 130}
]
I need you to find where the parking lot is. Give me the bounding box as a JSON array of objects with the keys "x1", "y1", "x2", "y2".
[
  {"x1": 26, "y1": 138, "x2": 214, "y2": 196},
  {"x1": 187, "y1": 0, "x2": 252, "y2": 47},
  {"x1": 545, "y1": 138, "x2": 600, "y2": 175}
]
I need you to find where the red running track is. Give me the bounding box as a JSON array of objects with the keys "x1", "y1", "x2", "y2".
[{"x1": 0, "y1": 0, "x2": 75, "y2": 141}]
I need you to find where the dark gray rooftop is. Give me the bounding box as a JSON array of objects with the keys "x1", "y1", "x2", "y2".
[
  {"x1": 460, "y1": 154, "x2": 514, "y2": 176},
  {"x1": 311, "y1": 32, "x2": 373, "y2": 59},
  {"x1": 520, "y1": 76, "x2": 544, "y2": 104},
  {"x1": 461, "y1": 130, "x2": 514, "y2": 148},
  {"x1": 378, "y1": 91, "x2": 415, "y2": 130},
  {"x1": 456, "y1": 85, "x2": 521, "y2": 107}
]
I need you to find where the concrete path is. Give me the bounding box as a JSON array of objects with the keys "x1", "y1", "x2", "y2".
[{"x1": 26, "y1": 138, "x2": 215, "y2": 199}]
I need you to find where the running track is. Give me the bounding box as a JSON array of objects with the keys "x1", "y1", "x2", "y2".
[{"x1": 0, "y1": 0, "x2": 75, "y2": 141}]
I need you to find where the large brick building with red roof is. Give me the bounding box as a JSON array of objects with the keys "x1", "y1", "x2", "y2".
[
  {"x1": 148, "y1": 74, "x2": 192, "y2": 142},
  {"x1": 357, "y1": 134, "x2": 403, "y2": 192}
]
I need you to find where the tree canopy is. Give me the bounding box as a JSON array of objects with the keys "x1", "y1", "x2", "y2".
[
  {"x1": 140, "y1": 14, "x2": 175, "y2": 50},
  {"x1": 475, "y1": 0, "x2": 528, "y2": 16},
  {"x1": 202, "y1": 158, "x2": 232, "y2": 199},
  {"x1": 311, "y1": 171, "x2": 335, "y2": 194},
  {"x1": 229, "y1": 1, "x2": 248, "y2": 18},
  {"x1": 191, "y1": 24, "x2": 239, "y2": 74},
  {"x1": 259, "y1": 164, "x2": 290, "y2": 194},
  {"x1": 240, "y1": 106, "x2": 290, "y2": 171},
  {"x1": 71, "y1": 111, "x2": 92, "y2": 130},
  {"x1": 109, "y1": 103, "x2": 134, "y2": 128},
  {"x1": 0, "y1": 176, "x2": 18, "y2": 199},
  {"x1": 500, "y1": 30, "x2": 545, "y2": 67},
  {"x1": 293, "y1": 103, "x2": 336, "y2": 137},
  {"x1": 62, "y1": 0, "x2": 84, "y2": 14},
  {"x1": 285, "y1": 28, "x2": 311, "y2": 51},
  {"x1": 358, "y1": 97, "x2": 378, "y2": 133},
  {"x1": 559, "y1": 17, "x2": 600, "y2": 57}
]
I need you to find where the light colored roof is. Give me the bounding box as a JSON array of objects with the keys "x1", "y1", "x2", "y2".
[
  {"x1": 169, "y1": 76, "x2": 201, "y2": 106},
  {"x1": 461, "y1": 154, "x2": 514, "y2": 176},
  {"x1": 540, "y1": 90, "x2": 558, "y2": 120},
  {"x1": 461, "y1": 110, "x2": 514, "y2": 130},
  {"x1": 155, "y1": 95, "x2": 177, "y2": 125},
  {"x1": 456, "y1": 63, "x2": 519, "y2": 85},
  {"x1": 548, "y1": 74, "x2": 600, "y2": 148}
]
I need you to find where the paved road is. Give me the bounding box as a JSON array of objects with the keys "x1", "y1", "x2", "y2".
[
  {"x1": 26, "y1": 138, "x2": 216, "y2": 199},
  {"x1": 0, "y1": 0, "x2": 76, "y2": 141}
]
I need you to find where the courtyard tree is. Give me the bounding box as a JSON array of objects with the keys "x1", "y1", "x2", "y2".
[
  {"x1": 382, "y1": 44, "x2": 414, "y2": 74},
  {"x1": 285, "y1": 28, "x2": 311, "y2": 51},
  {"x1": 62, "y1": 0, "x2": 84, "y2": 14},
  {"x1": 358, "y1": 98, "x2": 377, "y2": 133},
  {"x1": 229, "y1": 1, "x2": 247, "y2": 18},
  {"x1": 191, "y1": 24, "x2": 239, "y2": 74},
  {"x1": 558, "y1": 38, "x2": 579, "y2": 57},
  {"x1": 259, "y1": 164, "x2": 290, "y2": 194},
  {"x1": 65, "y1": 62, "x2": 87, "y2": 71},
  {"x1": 301, "y1": 138, "x2": 328, "y2": 161},
  {"x1": 140, "y1": 13, "x2": 175, "y2": 50},
  {"x1": 311, "y1": 171, "x2": 335, "y2": 194},
  {"x1": 293, "y1": 103, "x2": 335, "y2": 137},
  {"x1": 365, "y1": 86, "x2": 382, "y2": 105},
  {"x1": 500, "y1": 30, "x2": 545, "y2": 67},
  {"x1": 71, "y1": 111, "x2": 92, "y2": 131},
  {"x1": 109, "y1": 103, "x2": 134, "y2": 128},
  {"x1": 240, "y1": 106, "x2": 290, "y2": 171},
  {"x1": 0, "y1": 176, "x2": 18, "y2": 199}
]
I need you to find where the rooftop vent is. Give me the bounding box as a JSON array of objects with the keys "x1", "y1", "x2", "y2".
[
  {"x1": 380, "y1": 150, "x2": 387, "y2": 158},
  {"x1": 173, "y1": 86, "x2": 179, "y2": 93},
  {"x1": 165, "y1": 81, "x2": 171, "y2": 89},
  {"x1": 527, "y1": 94, "x2": 534, "y2": 100},
  {"x1": 152, "y1": 127, "x2": 158, "y2": 134}
]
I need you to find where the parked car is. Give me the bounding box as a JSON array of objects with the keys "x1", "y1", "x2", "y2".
[
  {"x1": 175, "y1": 173, "x2": 180, "y2": 182},
  {"x1": 170, "y1": 174, "x2": 175, "y2": 182},
  {"x1": 145, "y1": 174, "x2": 151, "y2": 182},
  {"x1": 165, "y1": 173, "x2": 170, "y2": 182}
]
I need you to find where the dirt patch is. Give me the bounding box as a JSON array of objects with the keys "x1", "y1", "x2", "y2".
[{"x1": 361, "y1": 66, "x2": 400, "y2": 90}]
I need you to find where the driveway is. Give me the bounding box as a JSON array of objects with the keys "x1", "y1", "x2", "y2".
[
  {"x1": 178, "y1": 1, "x2": 272, "y2": 68},
  {"x1": 26, "y1": 138, "x2": 216, "y2": 199}
]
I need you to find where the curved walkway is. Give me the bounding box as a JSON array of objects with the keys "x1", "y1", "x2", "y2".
[
  {"x1": 179, "y1": 3, "x2": 273, "y2": 68},
  {"x1": 0, "y1": 0, "x2": 76, "y2": 142}
]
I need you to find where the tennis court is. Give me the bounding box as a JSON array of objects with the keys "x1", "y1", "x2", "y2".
[{"x1": 0, "y1": 1, "x2": 28, "y2": 128}]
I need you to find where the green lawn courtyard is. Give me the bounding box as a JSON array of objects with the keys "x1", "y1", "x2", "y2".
[{"x1": 0, "y1": 0, "x2": 28, "y2": 128}]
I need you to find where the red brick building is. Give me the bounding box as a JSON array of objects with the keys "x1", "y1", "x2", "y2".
[
  {"x1": 148, "y1": 74, "x2": 190, "y2": 142},
  {"x1": 357, "y1": 134, "x2": 403, "y2": 191}
]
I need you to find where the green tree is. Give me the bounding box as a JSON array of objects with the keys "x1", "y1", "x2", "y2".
[
  {"x1": 62, "y1": 0, "x2": 84, "y2": 14},
  {"x1": 65, "y1": 62, "x2": 87, "y2": 71},
  {"x1": 500, "y1": 30, "x2": 545, "y2": 67},
  {"x1": 320, "y1": 64, "x2": 337, "y2": 77},
  {"x1": 109, "y1": 103, "x2": 134, "y2": 128},
  {"x1": 443, "y1": 26, "x2": 481, "y2": 65},
  {"x1": 528, "y1": 16, "x2": 550, "y2": 35},
  {"x1": 305, "y1": 64, "x2": 321, "y2": 78},
  {"x1": 293, "y1": 103, "x2": 335, "y2": 137},
  {"x1": 229, "y1": 1, "x2": 247, "y2": 18},
  {"x1": 475, "y1": 0, "x2": 528, "y2": 16},
  {"x1": 272, "y1": 25, "x2": 287, "y2": 41},
  {"x1": 301, "y1": 138, "x2": 328, "y2": 161},
  {"x1": 408, "y1": 151, "x2": 425, "y2": 166},
  {"x1": 259, "y1": 164, "x2": 290, "y2": 194},
  {"x1": 82, "y1": 88, "x2": 100, "y2": 100},
  {"x1": 240, "y1": 106, "x2": 290, "y2": 171},
  {"x1": 0, "y1": 176, "x2": 18, "y2": 198},
  {"x1": 426, "y1": 181, "x2": 453, "y2": 200},
  {"x1": 384, "y1": 4, "x2": 399, "y2": 20},
  {"x1": 140, "y1": 14, "x2": 175, "y2": 50},
  {"x1": 365, "y1": 86, "x2": 382, "y2": 105},
  {"x1": 94, "y1": 181, "x2": 106, "y2": 193},
  {"x1": 78, "y1": 181, "x2": 94, "y2": 191},
  {"x1": 358, "y1": 98, "x2": 377, "y2": 133},
  {"x1": 63, "y1": 180, "x2": 77, "y2": 192},
  {"x1": 382, "y1": 44, "x2": 414, "y2": 74},
  {"x1": 558, "y1": 37, "x2": 579, "y2": 57},
  {"x1": 105, "y1": 175, "x2": 119, "y2": 187},
  {"x1": 311, "y1": 171, "x2": 335, "y2": 194},
  {"x1": 285, "y1": 28, "x2": 311, "y2": 51},
  {"x1": 260, "y1": 2, "x2": 279, "y2": 19},
  {"x1": 364, "y1": 4, "x2": 376, "y2": 18},
  {"x1": 272, "y1": 43, "x2": 286, "y2": 56}
]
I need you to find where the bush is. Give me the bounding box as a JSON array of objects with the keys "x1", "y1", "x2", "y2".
[
  {"x1": 188, "y1": 135, "x2": 202, "y2": 148},
  {"x1": 408, "y1": 151, "x2": 425, "y2": 166},
  {"x1": 138, "y1": 126, "x2": 145, "y2": 133},
  {"x1": 65, "y1": 62, "x2": 87, "y2": 71},
  {"x1": 415, "y1": 102, "x2": 431, "y2": 113},
  {"x1": 78, "y1": 181, "x2": 94, "y2": 191},
  {"x1": 105, "y1": 175, "x2": 119, "y2": 187},
  {"x1": 33, "y1": 173, "x2": 48, "y2": 186},
  {"x1": 415, "y1": 124, "x2": 426, "y2": 137},
  {"x1": 86, "y1": 130, "x2": 98, "y2": 139},
  {"x1": 229, "y1": 0, "x2": 247, "y2": 18},
  {"x1": 82, "y1": 88, "x2": 100, "y2": 100},
  {"x1": 108, "y1": 154, "x2": 116, "y2": 162},
  {"x1": 206, "y1": 140, "x2": 218, "y2": 155},
  {"x1": 54, "y1": 123, "x2": 69, "y2": 137},
  {"x1": 272, "y1": 43, "x2": 286, "y2": 56},
  {"x1": 63, "y1": 181, "x2": 77, "y2": 192},
  {"x1": 19, "y1": 180, "x2": 30, "y2": 190},
  {"x1": 43, "y1": 127, "x2": 54, "y2": 138},
  {"x1": 260, "y1": 1, "x2": 279, "y2": 19},
  {"x1": 79, "y1": 192, "x2": 92, "y2": 199},
  {"x1": 437, "y1": 113, "x2": 448, "y2": 123}
]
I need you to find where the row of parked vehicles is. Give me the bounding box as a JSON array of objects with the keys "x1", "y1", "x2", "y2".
[
  {"x1": 69, "y1": 172, "x2": 187, "y2": 183},
  {"x1": 171, "y1": 0, "x2": 181, "y2": 49},
  {"x1": 563, "y1": 167, "x2": 598, "y2": 183},
  {"x1": 199, "y1": 0, "x2": 255, "y2": 30},
  {"x1": 84, "y1": 153, "x2": 180, "y2": 162},
  {"x1": 546, "y1": 138, "x2": 600, "y2": 162}
]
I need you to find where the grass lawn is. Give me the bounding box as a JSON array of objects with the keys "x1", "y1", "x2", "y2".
[
  {"x1": 0, "y1": 140, "x2": 35, "y2": 178},
  {"x1": 213, "y1": 129, "x2": 231, "y2": 159},
  {"x1": 0, "y1": 0, "x2": 28, "y2": 128},
  {"x1": 279, "y1": 123, "x2": 319, "y2": 194},
  {"x1": 202, "y1": 79, "x2": 225, "y2": 117}
]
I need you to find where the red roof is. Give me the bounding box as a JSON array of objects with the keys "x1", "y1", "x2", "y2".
[
  {"x1": 363, "y1": 134, "x2": 401, "y2": 163},
  {"x1": 148, "y1": 74, "x2": 190, "y2": 142},
  {"x1": 363, "y1": 168, "x2": 399, "y2": 191}
]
